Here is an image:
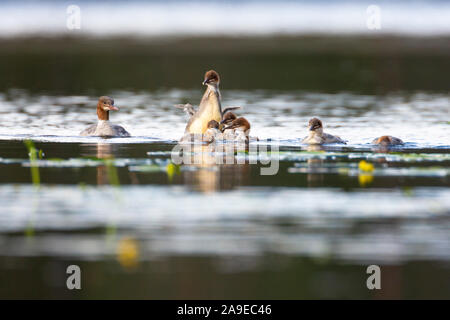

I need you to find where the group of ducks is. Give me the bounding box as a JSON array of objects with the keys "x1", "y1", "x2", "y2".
[{"x1": 80, "y1": 70, "x2": 404, "y2": 147}]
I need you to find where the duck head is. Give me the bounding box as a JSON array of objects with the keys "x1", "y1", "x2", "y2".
[
  {"x1": 97, "y1": 96, "x2": 119, "y2": 121},
  {"x1": 308, "y1": 117, "x2": 323, "y2": 135},
  {"x1": 202, "y1": 70, "x2": 220, "y2": 89},
  {"x1": 207, "y1": 119, "x2": 220, "y2": 130},
  {"x1": 225, "y1": 117, "x2": 251, "y2": 133},
  {"x1": 221, "y1": 112, "x2": 237, "y2": 125}
]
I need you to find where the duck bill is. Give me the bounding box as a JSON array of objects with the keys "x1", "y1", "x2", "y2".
[{"x1": 108, "y1": 106, "x2": 119, "y2": 111}]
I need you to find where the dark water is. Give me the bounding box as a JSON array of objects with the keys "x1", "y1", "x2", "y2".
[{"x1": 0, "y1": 36, "x2": 449, "y2": 299}]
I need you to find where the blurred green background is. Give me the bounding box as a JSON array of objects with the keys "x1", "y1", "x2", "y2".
[{"x1": 0, "y1": 36, "x2": 448, "y2": 95}]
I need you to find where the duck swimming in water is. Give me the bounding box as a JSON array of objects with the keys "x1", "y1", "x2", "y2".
[
  {"x1": 203, "y1": 120, "x2": 223, "y2": 143},
  {"x1": 302, "y1": 117, "x2": 345, "y2": 145},
  {"x1": 221, "y1": 111, "x2": 238, "y2": 126},
  {"x1": 80, "y1": 96, "x2": 130, "y2": 137},
  {"x1": 175, "y1": 103, "x2": 241, "y2": 119},
  {"x1": 372, "y1": 135, "x2": 403, "y2": 146},
  {"x1": 184, "y1": 70, "x2": 223, "y2": 135},
  {"x1": 222, "y1": 116, "x2": 251, "y2": 142}
]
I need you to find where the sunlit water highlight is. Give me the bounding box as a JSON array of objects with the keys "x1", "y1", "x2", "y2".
[
  {"x1": 0, "y1": 89, "x2": 448, "y2": 298},
  {"x1": 0, "y1": 90, "x2": 449, "y2": 148}
]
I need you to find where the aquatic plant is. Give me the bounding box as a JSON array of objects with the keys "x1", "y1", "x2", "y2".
[
  {"x1": 117, "y1": 237, "x2": 139, "y2": 269},
  {"x1": 358, "y1": 174, "x2": 374, "y2": 187},
  {"x1": 166, "y1": 162, "x2": 181, "y2": 182},
  {"x1": 23, "y1": 140, "x2": 40, "y2": 186},
  {"x1": 104, "y1": 158, "x2": 120, "y2": 187},
  {"x1": 23, "y1": 140, "x2": 44, "y2": 238},
  {"x1": 129, "y1": 160, "x2": 180, "y2": 182},
  {"x1": 358, "y1": 160, "x2": 374, "y2": 172}
]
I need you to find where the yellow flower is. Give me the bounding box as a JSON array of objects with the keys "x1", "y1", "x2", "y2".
[
  {"x1": 359, "y1": 160, "x2": 374, "y2": 172},
  {"x1": 166, "y1": 162, "x2": 181, "y2": 182},
  {"x1": 117, "y1": 237, "x2": 139, "y2": 269},
  {"x1": 358, "y1": 174, "x2": 374, "y2": 187}
]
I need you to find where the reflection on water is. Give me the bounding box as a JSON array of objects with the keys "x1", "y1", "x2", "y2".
[
  {"x1": 183, "y1": 163, "x2": 251, "y2": 193},
  {"x1": 94, "y1": 143, "x2": 113, "y2": 185},
  {"x1": 0, "y1": 184, "x2": 449, "y2": 257},
  {"x1": 0, "y1": 30, "x2": 448, "y2": 298},
  {"x1": 0, "y1": 89, "x2": 448, "y2": 298},
  {"x1": 177, "y1": 143, "x2": 252, "y2": 192},
  {"x1": 0, "y1": 138, "x2": 449, "y2": 298}
]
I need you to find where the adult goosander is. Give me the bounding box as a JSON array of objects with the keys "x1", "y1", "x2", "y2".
[
  {"x1": 80, "y1": 96, "x2": 130, "y2": 137},
  {"x1": 184, "y1": 70, "x2": 223, "y2": 134},
  {"x1": 372, "y1": 135, "x2": 403, "y2": 146},
  {"x1": 302, "y1": 117, "x2": 345, "y2": 145}
]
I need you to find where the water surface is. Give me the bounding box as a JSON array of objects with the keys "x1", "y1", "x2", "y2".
[{"x1": 0, "y1": 35, "x2": 449, "y2": 299}]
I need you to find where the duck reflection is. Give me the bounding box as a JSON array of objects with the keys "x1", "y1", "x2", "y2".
[
  {"x1": 305, "y1": 144, "x2": 325, "y2": 187},
  {"x1": 305, "y1": 145, "x2": 325, "y2": 152},
  {"x1": 180, "y1": 143, "x2": 251, "y2": 193},
  {"x1": 82, "y1": 142, "x2": 122, "y2": 185},
  {"x1": 94, "y1": 143, "x2": 112, "y2": 185}
]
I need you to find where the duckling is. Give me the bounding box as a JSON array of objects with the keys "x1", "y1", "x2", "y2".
[
  {"x1": 203, "y1": 120, "x2": 223, "y2": 143},
  {"x1": 174, "y1": 103, "x2": 196, "y2": 117},
  {"x1": 179, "y1": 119, "x2": 224, "y2": 143},
  {"x1": 80, "y1": 96, "x2": 130, "y2": 137},
  {"x1": 223, "y1": 117, "x2": 251, "y2": 142},
  {"x1": 302, "y1": 117, "x2": 345, "y2": 145},
  {"x1": 221, "y1": 111, "x2": 237, "y2": 126},
  {"x1": 372, "y1": 135, "x2": 404, "y2": 146},
  {"x1": 175, "y1": 104, "x2": 241, "y2": 120},
  {"x1": 184, "y1": 70, "x2": 222, "y2": 134}
]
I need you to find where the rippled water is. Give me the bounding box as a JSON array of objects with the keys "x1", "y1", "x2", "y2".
[
  {"x1": 0, "y1": 27, "x2": 449, "y2": 299},
  {"x1": 0, "y1": 88, "x2": 449, "y2": 298},
  {"x1": 1, "y1": 90, "x2": 449, "y2": 146}
]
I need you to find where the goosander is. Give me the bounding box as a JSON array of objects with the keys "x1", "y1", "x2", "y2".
[
  {"x1": 80, "y1": 96, "x2": 130, "y2": 137},
  {"x1": 223, "y1": 117, "x2": 251, "y2": 142},
  {"x1": 302, "y1": 117, "x2": 345, "y2": 145},
  {"x1": 175, "y1": 103, "x2": 196, "y2": 117},
  {"x1": 221, "y1": 111, "x2": 237, "y2": 126},
  {"x1": 203, "y1": 120, "x2": 223, "y2": 143},
  {"x1": 372, "y1": 135, "x2": 403, "y2": 146},
  {"x1": 180, "y1": 119, "x2": 223, "y2": 144},
  {"x1": 184, "y1": 70, "x2": 223, "y2": 134},
  {"x1": 175, "y1": 103, "x2": 241, "y2": 119}
]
